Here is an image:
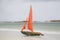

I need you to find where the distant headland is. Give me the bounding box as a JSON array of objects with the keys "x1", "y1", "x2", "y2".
[
  {"x1": 0, "y1": 20, "x2": 60, "y2": 23},
  {"x1": 48, "y1": 20, "x2": 60, "y2": 22}
]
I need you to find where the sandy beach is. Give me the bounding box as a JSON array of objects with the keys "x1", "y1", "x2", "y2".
[{"x1": 0, "y1": 28, "x2": 60, "y2": 40}]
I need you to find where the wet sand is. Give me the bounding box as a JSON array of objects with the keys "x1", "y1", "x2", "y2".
[{"x1": 0, "y1": 28, "x2": 60, "y2": 40}]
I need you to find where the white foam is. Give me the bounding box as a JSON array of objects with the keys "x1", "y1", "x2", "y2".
[
  {"x1": 0, "y1": 28, "x2": 19, "y2": 31},
  {"x1": 0, "y1": 28, "x2": 60, "y2": 34},
  {"x1": 40, "y1": 31, "x2": 60, "y2": 34}
]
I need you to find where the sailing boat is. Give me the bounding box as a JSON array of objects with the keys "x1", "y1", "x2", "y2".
[{"x1": 21, "y1": 5, "x2": 44, "y2": 36}]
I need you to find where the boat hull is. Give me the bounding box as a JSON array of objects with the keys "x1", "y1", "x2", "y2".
[{"x1": 21, "y1": 31, "x2": 44, "y2": 36}]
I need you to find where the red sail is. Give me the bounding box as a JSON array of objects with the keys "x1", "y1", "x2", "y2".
[
  {"x1": 28, "y1": 5, "x2": 33, "y2": 32},
  {"x1": 21, "y1": 21, "x2": 26, "y2": 31}
]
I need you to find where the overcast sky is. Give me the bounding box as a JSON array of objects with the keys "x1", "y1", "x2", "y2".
[{"x1": 0, "y1": 0, "x2": 60, "y2": 22}]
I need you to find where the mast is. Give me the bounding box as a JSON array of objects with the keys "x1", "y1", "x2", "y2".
[{"x1": 28, "y1": 5, "x2": 33, "y2": 32}]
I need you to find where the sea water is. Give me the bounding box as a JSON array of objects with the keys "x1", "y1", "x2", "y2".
[
  {"x1": 0, "y1": 22, "x2": 60, "y2": 40},
  {"x1": 0, "y1": 22, "x2": 60, "y2": 31}
]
